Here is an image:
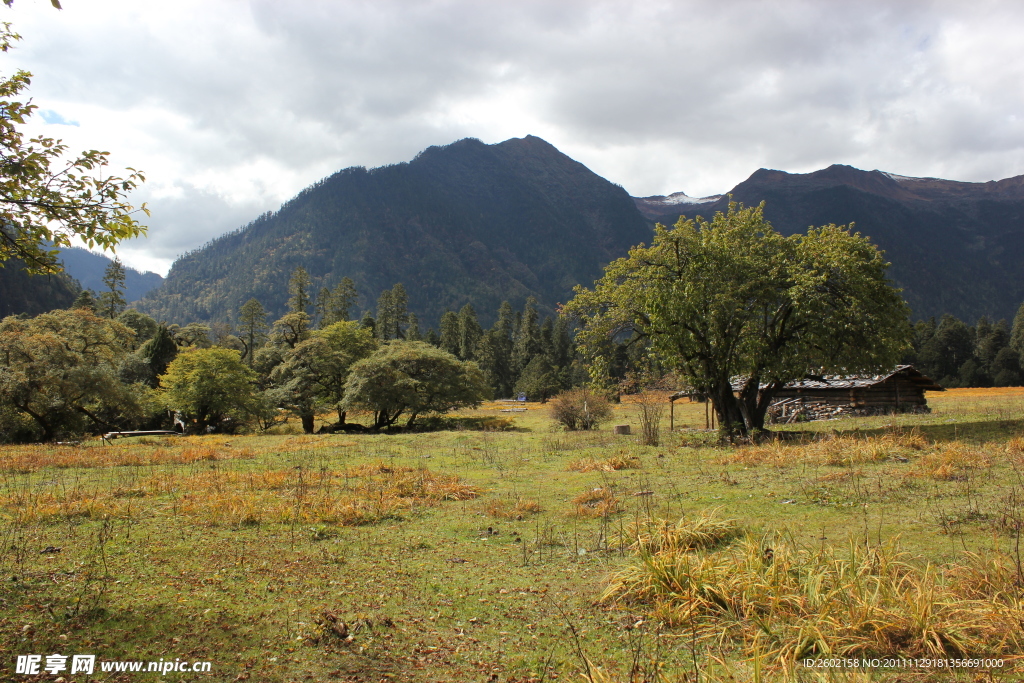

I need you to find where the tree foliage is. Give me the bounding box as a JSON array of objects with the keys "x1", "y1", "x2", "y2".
[
  {"x1": 0, "y1": 308, "x2": 146, "y2": 440},
  {"x1": 98, "y1": 257, "x2": 127, "y2": 318},
  {"x1": 159, "y1": 347, "x2": 258, "y2": 433},
  {"x1": 342, "y1": 341, "x2": 489, "y2": 430},
  {"x1": 0, "y1": 24, "x2": 147, "y2": 274},
  {"x1": 272, "y1": 321, "x2": 377, "y2": 432},
  {"x1": 237, "y1": 298, "x2": 268, "y2": 365},
  {"x1": 565, "y1": 201, "x2": 912, "y2": 435}
]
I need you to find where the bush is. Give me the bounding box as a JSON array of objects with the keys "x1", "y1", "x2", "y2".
[{"x1": 549, "y1": 388, "x2": 612, "y2": 431}]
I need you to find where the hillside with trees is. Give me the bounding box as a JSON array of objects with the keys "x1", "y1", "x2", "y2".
[
  {"x1": 637, "y1": 165, "x2": 1024, "y2": 322},
  {"x1": 137, "y1": 135, "x2": 652, "y2": 328},
  {"x1": 0, "y1": 259, "x2": 79, "y2": 318},
  {"x1": 56, "y1": 246, "x2": 163, "y2": 303}
]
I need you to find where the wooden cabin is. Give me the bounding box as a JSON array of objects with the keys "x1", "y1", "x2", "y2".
[
  {"x1": 768, "y1": 365, "x2": 943, "y2": 417},
  {"x1": 667, "y1": 365, "x2": 943, "y2": 428}
]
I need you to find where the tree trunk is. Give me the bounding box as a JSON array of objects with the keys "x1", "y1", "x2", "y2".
[
  {"x1": 711, "y1": 382, "x2": 747, "y2": 437},
  {"x1": 337, "y1": 408, "x2": 347, "y2": 425},
  {"x1": 737, "y1": 379, "x2": 784, "y2": 436},
  {"x1": 20, "y1": 404, "x2": 54, "y2": 441},
  {"x1": 301, "y1": 412, "x2": 315, "y2": 434}
]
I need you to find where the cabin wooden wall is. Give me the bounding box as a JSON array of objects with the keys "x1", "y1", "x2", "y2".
[{"x1": 773, "y1": 377, "x2": 928, "y2": 410}]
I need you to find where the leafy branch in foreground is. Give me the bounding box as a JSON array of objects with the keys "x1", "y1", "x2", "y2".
[{"x1": 0, "y1": 22, "x2": 147, "y2": 273}]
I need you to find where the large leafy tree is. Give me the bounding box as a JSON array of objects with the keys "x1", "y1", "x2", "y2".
[
  {"x1": 0, "y1": 24, "x2": 147, "y2": 273},
  {"x1": 159, "y1": 347, "x2": 258, "y2": 433},
  {"x1": 342, "y1": 341, "x2": 489, "y2": 430},
  {"x1": 0, "y1": 308, "x2": 146, "y2": 440},
  {"x1": 271, "y1": 321, "x2": 377, "y2": 433},
  {"x1": 565, "y1": 201, "x2": 911, "y2": 435}
]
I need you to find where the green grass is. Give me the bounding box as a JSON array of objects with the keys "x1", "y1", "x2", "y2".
[{"x1": 1, "y1": 392, "x2": 1023, "y2": 681}]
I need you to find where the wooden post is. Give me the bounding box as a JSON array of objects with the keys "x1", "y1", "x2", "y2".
[{"x1": 670, "y1": 399, "x2": 674, "y2": 432}]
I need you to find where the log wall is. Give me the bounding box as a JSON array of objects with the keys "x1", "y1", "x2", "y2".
[{"x1": 772, "y1": 377, "x2": 929, "y2": 410}]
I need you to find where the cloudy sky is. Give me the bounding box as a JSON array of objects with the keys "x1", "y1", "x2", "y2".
[{"x1": 7, "y1": 0, "x2": 1024, "y2": 275}]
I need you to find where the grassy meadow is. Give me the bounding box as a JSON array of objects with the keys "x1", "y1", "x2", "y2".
[{"x1": 2, "y1": 389, "x2": 1024, "y2": 682}]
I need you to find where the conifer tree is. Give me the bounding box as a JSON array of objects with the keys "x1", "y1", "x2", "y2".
[
  {"x1": 376, "y1": 289, "x2": 393, "y2": 340},
  {"x1": 98, "y1": 257, "x2": 127, "y2": 319},
  {"x1": 288, "y1": 266, "x2": 313, "y2": 314},
  {"x1": 326, "y1": 277, "x2": 357, "y2": 325},
  {"x1": 238, "y1": 298, "x2": 268, "y2": 366},
  {"x1": 511, "y1": 297, "x2": 541, "y2": 378},
  {"x1": 476, "y1": 301, "x2": 515, "y2": 397},
  {"x1": 406, "y1": 313, "x2": 421, "y2": 341},
  {"x1": 457, "y1": 303, "x2": 482, "y2": 360},
  {"x1": 359, "y1": 311, "x2": 376, "y2": 336},
  {"x1": 71, "y1": 289, "x2": 97, "y2": 311},
  {"x1": 314, "y1": 287, "x2": 332, "y2": 329},
  {"x1": 140, "y1": 324, "x2": 178, "y2": 385},
  {"x1": 374, "y1": 283, "x2": 409, "y2": 340},
  {"x1": 438, "y1": 310, "x2": 460, "y2": 357}
]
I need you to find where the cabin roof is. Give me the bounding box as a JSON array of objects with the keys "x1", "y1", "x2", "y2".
[{"x1": 776, "y1": 365, "x2": 944, "y2": 392}]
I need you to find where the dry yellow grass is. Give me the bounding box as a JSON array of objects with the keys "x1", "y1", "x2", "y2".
[
  {"x1": 0, "y1": 463, "x2": 482, "y2": 526},
  {"x1": 0, "y1": 443, "x2": 256, "y2": 472},
  {"x1": 723, "y1": 428, "x2": 932, "y2": 468},
  {"x1": 483, "y1": 496, "x2": 542, "y2": 519},
  {"x1": 571, "y1": 487, "x2": 622, "y2": 518},
  {"x1": 916, "y1": 442, "x2": 992, "y2": 480},
  {"x1": 604, "y1": 516, "x2": 1024, "y2": 671},
  {"x1": 567, "y1": 454, "x2": 642, "y2": 472},
  {"x1": 629, "y1": 510, "x2": 740, "y2": 554}
]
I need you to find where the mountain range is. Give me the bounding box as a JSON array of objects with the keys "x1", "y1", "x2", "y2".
[
  {"x1": 136, "y1": 136, "x2": 652, "y2": 327},
  {"x1": 7, "y1": 135, "x2": 1023, "y2": 326},
  {"x1": 636, "y1": 165, "x2": 1024, "y2": 322},
  {"x1": 0, "y1": 247, "x2": 163, "y2": 319},
  {"x1": 56, "y1": 246, "x2": 164, "y2": 303}
]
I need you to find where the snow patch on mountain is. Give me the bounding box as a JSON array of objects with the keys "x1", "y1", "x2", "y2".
[{"x1": 641, "y1": 191, "x2": 723, "y2": 206}]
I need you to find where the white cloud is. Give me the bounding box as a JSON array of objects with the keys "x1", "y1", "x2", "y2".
[{"x1": 3, "y1": 0, "x2": 1023, "y2": 274}]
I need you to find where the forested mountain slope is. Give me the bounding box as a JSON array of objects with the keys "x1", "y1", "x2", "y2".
[
  {"x1": 57, "y1": 247, "x2": 164, "y2": 303},
  {"x1": 637, "y1": 165, "x2": 1024, "y2": 322},
  {"x1": 138, "y1": 136, "x2": 653, "y2": 327},
  {"x1": 0, "y1": 261, "x2": 79, "y2": 318}
]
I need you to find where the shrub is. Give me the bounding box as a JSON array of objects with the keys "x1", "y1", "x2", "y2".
[{"x1": 549, "y1": 388, "x2": 612, "y2": 430}]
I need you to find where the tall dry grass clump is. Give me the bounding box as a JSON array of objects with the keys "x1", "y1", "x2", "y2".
[
  {"x1": 550, "y1": 388, "x2": 612, "y2": 431},
  {"x1": 917, "y1": 442, "x2": 992, "y2": 480},
  {"x1": 629, "y1": 509, "x2": 740, "y2": 554},
  {"x1": 484, "y1": 496, "x2": 542, "y2": 519},
  {"x1": 572, "y1": 487, "x2": 621, "y2": 518},
  {"x1": 603, "y1": 511, "x2": 1024, "y2": 672},
  {"x1": 567, "y1": 455, "x2": 641, "y2": 472}
]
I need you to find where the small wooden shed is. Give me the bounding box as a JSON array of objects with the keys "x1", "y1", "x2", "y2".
[
  {"x1": 667, "y1": 365, "x2": 943, "y2": 429},
  {"x1": 770, "y1": 365, "x2": 943, "y2": 414}
]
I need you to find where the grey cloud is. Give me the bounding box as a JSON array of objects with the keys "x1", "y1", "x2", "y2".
[{"x1": 7, "y1": 0, "x2": 1024, "y2": 265}]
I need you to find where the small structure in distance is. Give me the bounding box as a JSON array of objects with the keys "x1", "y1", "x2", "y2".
[{"x1": 669, "y1": 365, "x2": 944, "y2": 428}]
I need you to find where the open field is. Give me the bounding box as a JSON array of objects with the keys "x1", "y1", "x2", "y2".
[{"x1": 2, "y1": 390, "x2": 1024, "y2": 682}]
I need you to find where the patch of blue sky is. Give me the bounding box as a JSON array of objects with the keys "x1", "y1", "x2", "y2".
[{"x1": 39, "y1": 109, "x2": 79, "y2": 126}]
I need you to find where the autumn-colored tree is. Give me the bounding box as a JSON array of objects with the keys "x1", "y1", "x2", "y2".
[
  {"x1": 0, "y1": 24, "x2": 147, "y2": 273},
  {"x1": 565, "y1": 201, "x2": 911, "y2": 435},
  {"x1": 159, "y1": 347, "x2": 258, "y2": 433},
  {"x1": 0, "y1": 308, "x2": 145, "y2": 440}
]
